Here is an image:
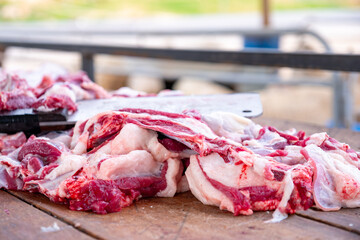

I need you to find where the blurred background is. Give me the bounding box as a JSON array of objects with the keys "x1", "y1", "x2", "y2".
[{"x1": 0, "y1": 0, "x2": 359, "y2": 128}]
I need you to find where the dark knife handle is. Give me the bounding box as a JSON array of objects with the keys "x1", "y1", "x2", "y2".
[
  {"x1": 0, "y1": 109, "x2": 68, "y2": 135},
  {"x1": 0, "y1": 114, "x2": 40, "y2": 136}
]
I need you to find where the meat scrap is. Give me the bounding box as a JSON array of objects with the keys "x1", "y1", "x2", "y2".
[
  {"x1": 0, "y1": 132, "x2": 27, "y2": 155},
  {"x1": 0, "y1": 70, "x2": 179, "y2": 114},
  {"x1": 0, "y1": 71, "x2": 110, "y2": 113},
  {"x1": 0, "y1": 109, "x2": 359, "y2": 222}
]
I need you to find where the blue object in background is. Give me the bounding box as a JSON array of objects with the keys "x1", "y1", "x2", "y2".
[
  {"x1": 244, "y1": 35, "x2": 279, "y2": 49},
  {"x1": 352, "y1": 122, "x2": 360, "y2": 132},
  {"x1": 240, "y1": 34, "x2": 279, "y2": 92},
  {"x1": 326, "y1": 120, "x2": 360, "y2": 132}
]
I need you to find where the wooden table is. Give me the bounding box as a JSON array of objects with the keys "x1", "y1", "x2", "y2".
[{"x1": 1, "y1": 118, "x2": 360, "y2": 240}]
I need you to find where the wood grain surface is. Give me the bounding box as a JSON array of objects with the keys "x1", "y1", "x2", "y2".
[
  {"x1": 297, "y1": 208, "x2": 360, "y2": 234},
  {"x1": 2, "y1": 118, "x2": 360, "y2": 240},
  {"x1": 9, "y1": 191, "x2": 360, "y2": 240},
  {"x1": 0, "y1": 191, "x2": 94, "y2": 240}
]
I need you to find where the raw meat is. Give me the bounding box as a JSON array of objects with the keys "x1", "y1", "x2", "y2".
[
  {"x1": 0, "y1": 73, "x2": 37, "y2": 111},
  {"x1": 1, "y1": 69, "x2": 183, "y2": 114},
  {"x1": 199, "y1": 112, "x2": 360, "y2": 220},
  {"x1": 0, "y1": 71, "x2": 109, "y2": 113},
  {"x1": 0, "y1": 109, "x2": 359, "y2": 221},
  {"x1": 0, "y1": 132, "x2": 27, "y2": 155},
  {"x1": 31, "y1": 72, "x2": 110, "y2": 113}
]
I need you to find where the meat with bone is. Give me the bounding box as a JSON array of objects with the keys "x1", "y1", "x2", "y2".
[{"x1": 0, "y1": 109, "x2": 359, "y2": 221}]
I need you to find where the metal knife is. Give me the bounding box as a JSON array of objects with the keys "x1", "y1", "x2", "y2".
[{"x1": 0, "y1": 93, "x2": 262, "y2": 134}]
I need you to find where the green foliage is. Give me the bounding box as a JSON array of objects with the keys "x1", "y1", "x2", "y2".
[
  {"x1": 0, "y1": 0, "x2": 357, "y2": 22},
  {"x1": 273, "y1": 0, "x2": 351, "y2": 10}
]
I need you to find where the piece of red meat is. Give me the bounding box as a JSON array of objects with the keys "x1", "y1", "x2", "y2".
[
  {"x1": 1, "y1": 71, "x2": 109, "y2": 113},
  {"x1": 0, "y1": 73, "x2": 37, "y2": 111},
  {"x1": 0, "y1": 91, "x2": 37, "y2": 111},
  {"x1": 0, "y1": 109, "x2": 359, "y2": 222},
  {"x1": 32, "y1": 94, "x2": 78, "y2": 113},
  {"x1": 0, "y1": 132, "x2": 27, "y2": 155},
  {"x1": 70, "y1": 109, "x2": 316, "y2": 218}
]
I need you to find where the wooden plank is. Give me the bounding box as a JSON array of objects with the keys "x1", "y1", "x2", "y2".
[
  {"x1": 0, "y1": 190, "x2": 94, "y2": 240},
  {"x1": 297, "y1": 208, "x2": 360, "y2": 234},
  {"x1": 10, "y1": 191, "x2": 360, "y2": 240}
]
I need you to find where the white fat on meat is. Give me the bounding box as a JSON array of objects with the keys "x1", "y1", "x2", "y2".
[
  {"x1": 266, "y1": 171, "x2": 295, "y2": 223},
  {"x1": 71, "y1": 111, "x2": 124, "y2": 153},
  {"x1": 40, "y1": 132, "x2": 72, "y2": 149},
  {"x1": 258, "y1": 131, "x2": 287, "y2": 148},
  {"x1": 70, "y1": 120, "x2": 84, "y2": 150},
  {"x1": 278, "y1": 145, "x2": 306, "y2": 165},
  {"x1": 186, "y1": 154, "x2": 236, "y2": 214},
  {"x1": 157, "y1": 158, "x2": 182, "y2": 197},
  {"x1": 202, "y1": 112, "x2": 253, "y2": 141},
  {"x1": 198, "y1": 152, "x2": 286, "y2": 192},
  {"x1": 111, "y1": 87, "x2": 148, "y2": 97},
  {"x1": 186, "y1": 152, "x2": 303, "y2": 220},
  {"x1": 68, "y1": 84, "x2": 93, "y2": 100},
  {"x1": 70, "y1": 112, "x2": 108, "y2": 151},
  {"x1": 27, "y1": 153, "x2": 87, "y2": 199},
  {"x1": 95, "y1": 123, "x2": 178, "y2": 162},
  {"x1": 306, "y1": 132, "x2": 328, "y2": 146},
  {"x1": 44, "y1": 153, "x2": 87, "y2": 181},
  {"x1": 243, "y1": 130, "x2": 287, "y2": 155},
  {"x1": 0, "y1": 156, "x2": 23, "y2": 189},
  {"x1": 304, "y1": 144, "x2": 360, "y2": 211},
  {"x1": 94, "y1": 150, "x2": 162, "y2": 180},
  {"x1": 177, "y1": 176, "x2": 190, "y2": 193},
  {"x1": 85, "y1": 151, "x2": 181, "y2": 197},
  {"x1": 44, "y1": 84, "x2": 76, "y2": 102},
  {"x1": 39, "y1": 171, "x2": 78, "y2": 199},
  {"x1": 72, "y1": 132, "x2": 89, "y2": 155},
  {"x1": 80, "y1": 81, "x2": 110, "y2": 99},
  {"x1": 200, "y1": 153, "x2": 266, "y2": 188},
  {"x1": 329, "y1": 149, "x2": 360, "y2": 170},
  {"x1": 125, "y1": 110, "x2": 219, "y2": 141}
]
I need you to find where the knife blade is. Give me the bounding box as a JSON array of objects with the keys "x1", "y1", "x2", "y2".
[{"x1": 0, "y1": 93, "x2": 262, "y2": 134}]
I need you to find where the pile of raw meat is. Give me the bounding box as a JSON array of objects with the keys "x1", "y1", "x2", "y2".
[
  {"x1": 1, "y1": 71, "x2": 360, "y2": 222},
  {"x1": 0, "y1": 71, "x2": 110, "y2": 113},
  {"x1": 0, "y1": 70, "x2": 169, "y2": 114}
]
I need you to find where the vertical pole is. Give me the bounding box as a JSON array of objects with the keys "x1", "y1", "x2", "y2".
[
  {"x1": 333, "y1": 72, "x2": 355, "y2": 129},
  {"x1": 332, "y1": 72, "x2": 345, "y2": 128},
  {"x1": 343, "y1": 72, "x2": 356, "y2": 129},
  {"x1": 262, "y1": 0, "x2": 270, "y2": 28},
  {"x1": 0, "y1": 46, "x2": 6, "y2": 68},
  {"x1": 81, "y1": 53, "x2": 95, "y2": 82}
]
